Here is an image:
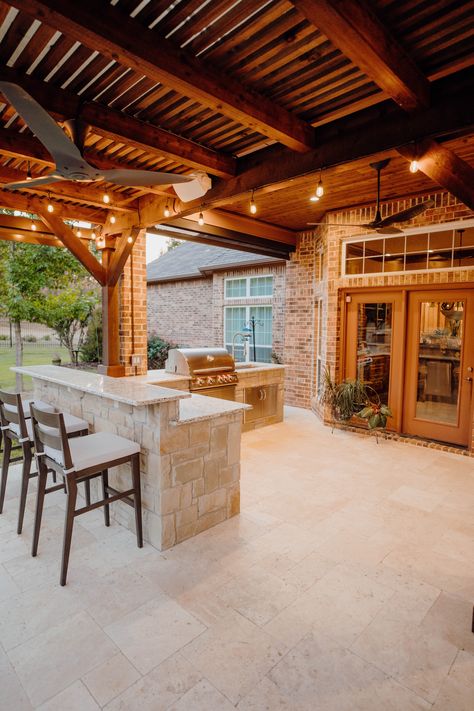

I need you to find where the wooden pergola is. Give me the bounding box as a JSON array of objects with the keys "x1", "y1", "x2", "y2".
[{"x1": 0, "y1": 0, "x2": 472, "y2": 375}]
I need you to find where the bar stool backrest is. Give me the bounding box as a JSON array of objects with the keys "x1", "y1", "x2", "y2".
[
  {"x1": 30, "y1": 404, "x2": 73, "y2": 472},
  {"x1": 0, "y1": 390, "x2": 28, "y2": 441}
]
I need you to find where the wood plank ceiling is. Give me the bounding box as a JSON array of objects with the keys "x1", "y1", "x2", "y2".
[{"x1": 0, "y1": 0, "x2": 472, "y2": 248}]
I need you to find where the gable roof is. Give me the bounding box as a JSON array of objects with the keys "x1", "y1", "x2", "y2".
[{"x1": 147, "y1": 241, "x2": 283, "y2": 283}]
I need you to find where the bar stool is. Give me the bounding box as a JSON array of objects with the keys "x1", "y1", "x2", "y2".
[
  {"x1": 0, "y1": 390, "x2": 89, "y2": 534},
  {"x1": 30, "y1": 404, "x2": 143, "y2": 586}
]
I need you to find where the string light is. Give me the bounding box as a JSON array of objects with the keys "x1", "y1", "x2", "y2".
[
  {"x1": 47, "y1": 192, "x2": 54, "y2": 212},
  {"x1": 103, "y1": 192, "x2": 110, "y2": 204},
  {"x1": 127, "y1": 235, "x2": 133, "y2": 244},
  {"x1": 26, "y1": 161, "x2": 32, "y2": 181},
  {"x1": 310, "y1": 195, "x2": 320, "y2": 202},
  {"x1": 31, "y1": 221, "x2": 36, "y2": 231},
  {"x1": 409, "y1": 160, "x2": 419, "y2": 173},
  {"x1": 91, "y1": 231, "x2": 96, "y2": 240},
  {"x1": 164, "y1": 202, "x2": 170, "y2": 218},
  {"x1": 249, "y1": 190, "x2": 257, "y2": 215},
  {"x1": 198, "y1": 211, "x2": 204, "y2": 226},
  {"x1": 110, "y1": 213, "x2": 116, "y2": 224},
  {"x1": 76, "y1": 229, "x2": 82, "y2": 238},
  {"x1": 316, "y1": 170, "x2": 324, "y2": 198}
]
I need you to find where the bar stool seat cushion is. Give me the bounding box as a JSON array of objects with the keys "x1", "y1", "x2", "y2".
[
  {"x1": 45, "y1": 432, "x2": 140, "y2": 472},
  {"x1": 10, "y1": 412, "x2": 88, "y2": 442},
  {"x1": 4, "y1": 398, "x2": 54, "y2": 419}
]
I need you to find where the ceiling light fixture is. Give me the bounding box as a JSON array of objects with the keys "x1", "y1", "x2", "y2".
[
  {"x1": 127, "y1": 235, "x2": 133, "y2": 244},
  {"x1": 409, "y1": 160, "x2": 419, "y2": 173},
  {"x1": 26, "y1": 161, "x2": 32, "y2": 181},
  {"x1": 249, "y1": 190, "x2": 257, "y2": 215},
  {"x1": 110, "y1": 213, "x2": 116, "y2": 224},
  {"x1": 103, "y1": 192, "x2": 110, "y2": 204},
  {"x1": 198, "y1": 211, "x2": 204, "y2": 226},
  {"x1": 31, "y1": 221, "x2": 36, "y2": 231},
  {"x1": 47, "y1": 192, "x2": 54, "y2": 212},
  {"x1": 76, "y1": 229, "x2": 82, "y2": 238},
  {"x1": 164, "y1": 202, "x2": 171, "y2": 218},
  {"x1": 316, "y1": 170, "x2": 324, "y2": 198}
]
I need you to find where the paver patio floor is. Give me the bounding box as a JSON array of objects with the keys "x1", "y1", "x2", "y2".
[{"x1": 1, "y1": 406, "x2": 473, "y2": 709}]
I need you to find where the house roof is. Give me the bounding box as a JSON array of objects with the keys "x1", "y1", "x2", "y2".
[{"x1": 147, "y1": 241, "x2": 283, "y2": 283}]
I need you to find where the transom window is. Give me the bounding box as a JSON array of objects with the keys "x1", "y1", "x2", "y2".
[
  {"x1": 343, "y1": 221, "x2": 474, "y2": 276},
  {"x1": 225, "y1": 275, "x2": 273, "y2": 298},
  {"x1": 224, "y1": 305, "x2": 273, "y2": 362}
]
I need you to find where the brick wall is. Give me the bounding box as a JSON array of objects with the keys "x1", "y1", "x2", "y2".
[
  {"x1": 283, "y1": 190, "x2": 474, "y2": 452},
  {"x1": 147, "y1": 263, "x2": 286, "y2": 358},
  {"x1": 120, "y1": 230, "x2": 148, "y2": 375},
  {"x1": 147, "y1": 277, "x2": 213, "y2": 347}
]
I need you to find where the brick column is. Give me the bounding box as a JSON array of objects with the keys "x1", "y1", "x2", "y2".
[{"x1": 120, "y1": 230, "x2": 148, "y2": 376}]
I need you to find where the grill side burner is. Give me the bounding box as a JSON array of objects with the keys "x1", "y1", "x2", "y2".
[{"x1": 165, "y1": 348, "x2": 238, "y2": 393}]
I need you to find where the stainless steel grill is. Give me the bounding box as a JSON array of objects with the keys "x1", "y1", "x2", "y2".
[{"x1": 165, "y1": 348, "x2": 238, "y2": 397}]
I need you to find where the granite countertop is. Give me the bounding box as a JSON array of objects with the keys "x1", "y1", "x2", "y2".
[
  {"x1": 235, "y1": 362, "x2": 286, "y2": 374},
  {"x1": 12, "y1": 365, "x2": 191, "y2": 407},
  {"x1": 175, "y1": 393, "x2": 251, "y2": 424},
  {"x1": 123, "y1": 369, "x2": 191, "y2": 384}
]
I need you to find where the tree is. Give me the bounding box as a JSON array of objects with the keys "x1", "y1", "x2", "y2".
[{"x1": 0, "y1": 242, "x2": 99, "y2": 388}]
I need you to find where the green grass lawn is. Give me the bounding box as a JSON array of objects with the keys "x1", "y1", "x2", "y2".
[{"x1": 0, "y1": 345, "x2": 70, "y2": 390}]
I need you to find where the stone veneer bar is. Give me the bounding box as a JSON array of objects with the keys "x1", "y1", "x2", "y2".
[{"x1": 13, "y1": 365, "x2": 249, "y2": 549}]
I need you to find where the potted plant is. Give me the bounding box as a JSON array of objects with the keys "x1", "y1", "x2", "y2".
[{"x1": 322, "y1": 367, "x2": 392, "y2": 441}]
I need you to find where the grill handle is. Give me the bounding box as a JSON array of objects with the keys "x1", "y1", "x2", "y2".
[{"x1": 192, "y1": 366, "x2": 235, "y2": 374}]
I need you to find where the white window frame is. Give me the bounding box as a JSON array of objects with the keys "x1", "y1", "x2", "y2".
[
  {"x1": 224, "y1": 274, "x2": 274, "y2": 300},
  {"x1": 342, "y1": 218, "x2": 474, "y2": 277},
  {"x1": 224, "y1": 304, "x2": 273, "y2": 363},
  {"x1": 315, "y1": 298, "x2": 324, "y2": 397}
]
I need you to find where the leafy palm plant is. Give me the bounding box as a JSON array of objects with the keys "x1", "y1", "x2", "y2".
[{"x1": 322, "y1": 367, "x2": 392, "y2": 432}]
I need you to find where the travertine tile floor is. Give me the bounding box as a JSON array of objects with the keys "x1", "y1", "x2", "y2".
[{"x1": 1, "y1": 406, "x2": 473, "y2": 710}]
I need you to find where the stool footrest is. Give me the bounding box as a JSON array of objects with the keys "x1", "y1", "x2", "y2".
[
  {"x1": 105, "y1": 484, "x2": 136, "y2": 508},
  {"x1": 75, "y1": 487, "x2": 136, "y2": 517}
]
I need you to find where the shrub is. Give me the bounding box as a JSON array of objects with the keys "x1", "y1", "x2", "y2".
[
  {"x1": 148, "y1": 334, "x2": 177, "y2": 370},
  {"x1": 23, "y1": 335, "x2": 37, "y2": 342},
  {"x1": 80, "y1": 307, "x2": 102, "y2": 363},
  {"x1": 43, "y1": 335, "x2": 50, "y2": 341},
  {"x1": 0, "y1": 334, "x2": 8, "y2": 341}
]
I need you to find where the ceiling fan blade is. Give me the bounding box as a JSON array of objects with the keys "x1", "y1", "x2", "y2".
[
  {"x1": 307, "y1": 222, "x2": 368, "y2": 227},
  {"x1": 375, "y1": 226, "x2": 403, "y2": 234},
  {"x1": 3, "y1": 173, "x2": 64, "y2": 190},
  {"x1": 378, "y1": 199, "x2": 435, "y2": 228},
  {"x1": 0, "y1": 82, "x2": 84, "y2": 169},
  {"x1": 99, "y1": 169, "x2": 193, "y2": 186}
]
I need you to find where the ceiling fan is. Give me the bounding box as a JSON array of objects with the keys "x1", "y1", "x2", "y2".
[
  {"x1": 308, "y1": 158, "x2": 434, "y2": 234},
  {"x1": 0, "y1": 81, "x2": 194, "y2": 190}
]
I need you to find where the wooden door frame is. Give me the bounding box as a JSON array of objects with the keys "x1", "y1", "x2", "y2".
[{"x1": 340, "y1": 282, "x2": 474, "y2": 448}]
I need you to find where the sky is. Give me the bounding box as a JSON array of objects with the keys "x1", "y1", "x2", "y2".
[{"x1": 145, "y1": 232, "x2": 174, "y2": 263}]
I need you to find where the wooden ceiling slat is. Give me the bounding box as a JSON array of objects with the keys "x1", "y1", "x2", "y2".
[
  {"x1": 8, "y1": 21, "x2": 55, "y2": 72},
  {"x1": 0, "y1": 10, "x2": 33, "y2": 64}
]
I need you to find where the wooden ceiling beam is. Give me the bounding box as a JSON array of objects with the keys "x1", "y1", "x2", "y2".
[
  {"x1": 0, "y1": 189, "x2": 107, "y2": 224},
  {"x1": 0, "y1": 67, "x2": 235, "y2": 179},
  {"x1": 8, "y1": 0, "x2": 315, "y2": 152},
  {"x1": 107, "y1": 228, "x2": 143, "y2": 287},
  {"x1": 397, "y1": 139, "x2": 474, "y2": 211},
  {"x1": 290, "y1": 0, "x2": 430, "y2": 111},
  {"x1": 105, "y1": 75, "x2": 474, "y2": 233}
]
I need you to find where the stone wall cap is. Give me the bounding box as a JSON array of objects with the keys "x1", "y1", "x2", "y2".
[
  {"x1": 174, "y1": 393, "x2": 251, "y2": 424},
  {"x1": 12, "y1": 365, "x2": 191, "y2": 407}
]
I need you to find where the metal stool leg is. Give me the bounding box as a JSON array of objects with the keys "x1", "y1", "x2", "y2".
[
  {"x1": 0, "y1": 436, "x2": 12, "y2": 514},
  {"x1": 32, "y1": 464, "x2": 48, "y2": 557},
  {"x1": 17, "y1": 443, "x2": 32, "y2": 534},
  {"x1": 60, "y1": 477, "x2": 78, "y2": 586},
  {"x1": 101, "y1": 470, "x2": 110, "y2": 526}
]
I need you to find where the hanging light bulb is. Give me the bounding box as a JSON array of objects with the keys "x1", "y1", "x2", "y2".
[
  {"x1": 26, "y1": 161, "x2": 32, "y2": 181},
  {"x1": 47, "y1": 192, "x2": 54, "y2": 213},
  {"x1": 110, "y1": 213, "x2": 116, "y2": 225},
  {"x1": 127, "y1": 235, "x2": 133, "y2": 244},
  {"x1": 91, "y1": 231, "x2": 96, "y2": 240},
  {"x1": 31, "y1": 221, "x2": 36, "y2": 231},
  {"x1": 164, "y1": 202, "x2": 170, "y2": 218},
  {"x1": 76, "y1": 229, "x2": 82, "y2": 238},
  {"x1": 409, "y1": 160, "x2": 419, "y2": 173},
  {"x1": 316, "y1": 170, "x2": 324, "y2": 198},
  {"x1": 249, "y1": 190, "x2": 257, "y2": 215},
  {"x1": 310, "y1": 195, "x2": 320, "y2": 203},
  {"x1": 198, "y1": 211, "x2": 204, "y2": 226},
  {"x1": 103, "y1": 192, "x2": 110, "y2": 204}
]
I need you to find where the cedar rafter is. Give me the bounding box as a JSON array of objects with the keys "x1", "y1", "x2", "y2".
[
  {"x1": 291, "y1": 0, "x2": 430, "y2": 111},
  {"x1": 7, "y1": 0, "x2": 315, "y2": 152}
]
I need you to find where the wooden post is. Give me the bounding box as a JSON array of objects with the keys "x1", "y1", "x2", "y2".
[{"x1": 98, "y1": 236, "x2": 125, "y2": 377}]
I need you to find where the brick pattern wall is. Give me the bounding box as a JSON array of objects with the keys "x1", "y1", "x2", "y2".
[
  {"x1": 283, "y1": 190, "x2": 474, "y2": 452},
  {"x1": 147, "y1": 277, "x2": 213, "y2": 347},
  {"x1": 147, "y1": 263, "x2": 286, "y2": 358},
  {"x1": 120, "y1": 231, "x2": 148, "y2": 375}
]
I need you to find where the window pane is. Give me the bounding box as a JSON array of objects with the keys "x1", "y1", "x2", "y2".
[
  {"x1": 406, "y1": 234, "x2": 428, "y2": 253},
  {"x1": 405, "y1": 252, "x2": 427, "y2": 271},
  {"x1": 249, "y1": 306, "x2": 273, "y2": 351},
  {"x1": 364, "y1": 256, "x2": 384, "y2": 273},
  {"x1": 346, "y1": 242, "x2": 364, "y2": 259},
  {"x1": 346, "y1": 258, "x2": 363, "y2": 275},
  {"x1": 224, "y1": 307, "x2": 246, "y2": 343},
  {"x1": 364, "y1": 239, "x2": 384, "y2": 258},
  {"x1": 384, "y1": 254, "x2": 405, "y2": 272},
  {"x1": 385, "y1": 236, "x2": 405, "y2": 255},
  {"x1": 357, "y1": 303, "x2": 392, "y2": 403},
  {"x1": 454, "y1": 226, "x2": 474, "y2": 248},
  {"x1": 428, "y1": 251, "x2": 452, "y2": 269},
  {"x1": 250, "y1": 276, "x2": 273, "y2": 297},
  {"x1": 429, "y1": 230, "x2": 453, "y2": 251},
  {"x1": 225, "y1": 278, "x2": 247, "y2": 298}
]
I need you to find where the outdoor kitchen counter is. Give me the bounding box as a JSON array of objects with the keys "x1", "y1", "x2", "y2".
[
  {"x1": 234, "y1": 362, "x2": 286, "y2": 431},
  {"x1": 12, "y1": 365, "x2": 246, "y2": 549}
]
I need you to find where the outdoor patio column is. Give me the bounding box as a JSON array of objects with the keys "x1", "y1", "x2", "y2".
[
  {"x1": 119, "y1": 229, "x2": 148, "y2": 376},
  {"x1": 99, "y1": 235, "x2": 125, "y2": 377}
]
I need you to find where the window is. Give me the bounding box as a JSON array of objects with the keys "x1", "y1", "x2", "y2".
[
  {"x1": 343, "y1": 222, "x2": 474, "y2": 277},
  {"x1": 224, "y1": 305, "x2": 273, "y2": 363},
  {"x1": 316, "y1": 299, "x2": 323, "y2": 397},
  {"x1": 225, "y1": 275, "x2": 273, "y2": 298}
]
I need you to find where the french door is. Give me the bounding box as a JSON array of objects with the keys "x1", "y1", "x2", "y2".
[
  {"x1": 403, "y1": 290, "x2": 474, "y2": 446},
  {"x1": 344, "y1": 287, "x2": 474, "y2": 446}
]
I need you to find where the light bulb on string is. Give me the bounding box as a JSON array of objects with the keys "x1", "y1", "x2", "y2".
[
  {"x1": 164, "y1": 202, "x2": 170, "y2": 218},
  {"x1": 76, "y1": 229, "x2": 82, "y2": 238},
  {"x1": 103, "y1": 192, "x2": 110, "y2": 204},
  {"x1": 409, "y1": 160, "x2": 419, "y2": 173},
  {"x1": 127, "y1": 235, "x2": 133, "y2": 244},
  {"x1": 110, "y1": 213, "x2": 116, "y2": 225},
  {"x1": 91, "y1": 231, "x2": 96, "y2": 240},
  {"x1": 198, "y1": 211, "x2": 204, "y2": 226},
  {"x1": 47, "y1": 192, "x2": 54, "y2": 213},
  {"x1": 316, "y1": 170, "x2": 324, "y2": 198},
  {"x1": 30, "y1": 221, "x2": 36, "y2": 231},
  {"x1": 26, "y1": 161, "x2": 32, "y2": 181},
  {"x1": 249, "y1": 190, "x2": 257, "y2": 215}
]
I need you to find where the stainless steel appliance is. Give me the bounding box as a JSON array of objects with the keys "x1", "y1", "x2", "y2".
[{"x1": 165, "y1": 348, "x2": 238, "y2": 400}]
